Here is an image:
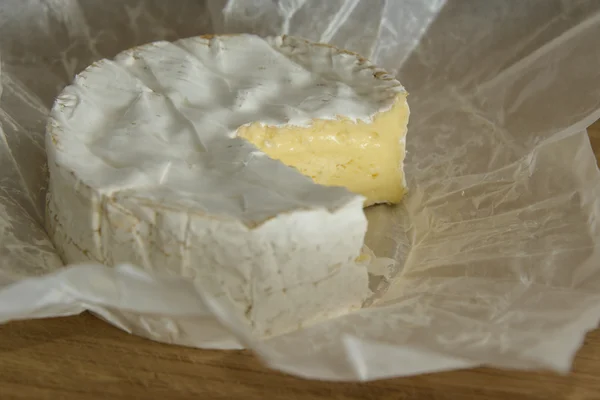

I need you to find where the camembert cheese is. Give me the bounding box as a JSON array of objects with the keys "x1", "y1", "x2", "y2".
[{"x1": 45, "y1": 34, "x2": 409, "y2": 339}]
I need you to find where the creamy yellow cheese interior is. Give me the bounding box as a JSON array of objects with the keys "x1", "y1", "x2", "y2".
[{"x1": 237, "y1": 94, "x2": 409, "y2": 206}]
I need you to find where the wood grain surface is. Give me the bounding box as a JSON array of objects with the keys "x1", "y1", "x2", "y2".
[{"x1": 2, "y1": 121, "x2": 600, "y2": 400}]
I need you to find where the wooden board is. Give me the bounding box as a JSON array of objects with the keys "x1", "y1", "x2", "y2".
[{"x1": 2, "y1": 121, "x2": 600, "y2": 400}]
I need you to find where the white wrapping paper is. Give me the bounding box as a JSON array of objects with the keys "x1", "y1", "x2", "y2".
[{"x1": 1, "y1": 0, "x2": 600, "y2": 381}]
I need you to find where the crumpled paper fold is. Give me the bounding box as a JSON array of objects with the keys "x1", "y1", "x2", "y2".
[{"x1": 1, "y1": 0, "x2": 600, "y2": 381}]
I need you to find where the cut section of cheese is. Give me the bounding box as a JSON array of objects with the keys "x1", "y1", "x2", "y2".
[
  {"x1": 45, "y1": 34, "x2": 409, "y2": 338},
  {"x1": 237, "y1": 95, "x2": 408, "y2": 206}
]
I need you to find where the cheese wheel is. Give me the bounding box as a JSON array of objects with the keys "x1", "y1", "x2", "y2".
[{"x1": 46, "y1": 34, "x2": 409, "y2": 337}]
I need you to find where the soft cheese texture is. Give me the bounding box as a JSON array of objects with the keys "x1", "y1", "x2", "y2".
[
  {"x1": 45, "y1": 34, "x2": 408, "y2": 337},
  {"x1": 237, "y1": 97, "x2": 408, "y2": 205},
  {"x1": 235, "y1": 40, "x2": 409, "y2": 205}
]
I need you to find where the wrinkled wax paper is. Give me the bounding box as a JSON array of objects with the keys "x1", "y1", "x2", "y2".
[{"x1": 1, "y1": 0, "x2": 600, "y2": 381}]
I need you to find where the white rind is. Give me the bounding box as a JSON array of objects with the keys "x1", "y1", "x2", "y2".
[{"x1": 45, "y1": 34, "x2": 404, "y2": 336}]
